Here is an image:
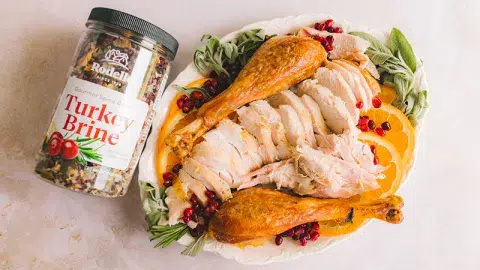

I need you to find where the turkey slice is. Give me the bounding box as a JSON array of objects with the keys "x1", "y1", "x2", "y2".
[
  {"x1": 178, "y1": 170, "x2": 209, "y2": 205},
  {"x1": 300, "y1": 94, "x2": 329, "y2": 135},
  {"x1": 277, "y1": 105, "x2": 306, "y2": 146}
]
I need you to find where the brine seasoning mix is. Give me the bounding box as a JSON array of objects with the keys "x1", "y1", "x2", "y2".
[{"x1": 35, "y1": 7, "x2": 178, "y2": 197}]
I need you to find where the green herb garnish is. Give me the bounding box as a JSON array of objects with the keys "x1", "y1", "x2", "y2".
[
  {"x1": 149, "y1": 223, "x2": 189, "y2": 248},
  {"x1": 193, "y1": 29, "x2": 271, "y2": 78},
  {"x1": 181, "y1": 233, "x2": 208, "y2": 257},
  {"x1": 350, "y1": 29, "x2": 428, "y2": 125}
]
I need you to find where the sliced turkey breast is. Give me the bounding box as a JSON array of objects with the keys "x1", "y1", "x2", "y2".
[
  {"x1": 248, "y1": 100, "x2": 293, "y2": 160},
  {"x1": 298, "y1": 79, "x2": 356, "y2": 134},
  {"x1": 326, "y1": 61, "x2": 369, "y2": 111},
  {"x1": 237, "y1": 106, "x2": 278, "y2": 163},
  {"x1": 314, "y1": 67, "x2": 360, "y2": 120},
  {"x1": 295, "y1": 143, "x2": 379, "y2": 198},
  {"x1": 182, "y1": 158, "x2": 232, "y2": 201},
  {"x1": 178, "y1": 170, "x2": 209, "y2": 205},
  {"x1": 268, "y1": 90, "x2": 317, "y2": 147},
  {"x1": 165, "y1": 186, "x2": 191, "y2": 225},
  {"x1": 277, "y1": 105, "x2": 306, "y2": 146},
  {"x1": 300, "y1": 94, "x2": 329, "y2": 135},
  {"x1": 334, "y1": 60, "x2": 374, "y2": 103}
]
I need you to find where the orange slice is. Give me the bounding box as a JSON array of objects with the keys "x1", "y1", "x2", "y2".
[
  {"x1": 378, "y1": 85, "x2": 397, "y2": 104},
  {"x1": 362, "y1": 103, "x2": 415, "y2": 168},
  {"x1": 155, "y1": 78, "x2": 208, "y2": 183},
  {"x1": 357, "y1": 132, "x2": 403, "y2": 201}
]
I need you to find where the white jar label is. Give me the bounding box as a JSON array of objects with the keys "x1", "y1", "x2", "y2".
[{"x1": 51, "y1": 77, "x2": 148, "y2": 170}]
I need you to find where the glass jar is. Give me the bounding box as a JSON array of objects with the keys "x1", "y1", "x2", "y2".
[{"x1": 34, "y1": 7, "x2": 178, "y2": 197}]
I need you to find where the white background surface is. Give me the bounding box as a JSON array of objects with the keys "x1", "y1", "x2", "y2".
[{"x1": 0, "y1": 0, "x2": 478, "y2": 269}]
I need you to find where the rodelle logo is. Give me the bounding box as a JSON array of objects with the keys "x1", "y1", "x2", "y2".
[
  {"x1": 91, "y1": 49, "x2": 130, "y2": 82},
  {"x1": 102, "y1": 49, "x2": 129, "y2": 70}
]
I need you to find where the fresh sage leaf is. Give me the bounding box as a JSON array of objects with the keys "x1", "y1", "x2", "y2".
[{"x1": 390, "y1": 27, "x2": 417, "y2": 73}]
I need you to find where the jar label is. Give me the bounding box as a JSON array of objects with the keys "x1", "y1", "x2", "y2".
[{"x1": 50, "y1": 77, "x2": 148, "y2": 170}]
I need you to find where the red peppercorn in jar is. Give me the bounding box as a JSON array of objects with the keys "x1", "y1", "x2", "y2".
[{"x1": 34, "y1": 8, "x2": 178, "y2": 197}]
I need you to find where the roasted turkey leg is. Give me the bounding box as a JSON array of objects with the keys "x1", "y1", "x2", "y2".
[
  {"x1": 209, "y1": 188, "x2": 403, "y2": 244},
  {"x1": 166, "y1": 36, "x2": 326, "y2": 158}
]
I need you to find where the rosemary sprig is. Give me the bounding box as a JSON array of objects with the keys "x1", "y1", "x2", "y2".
[{"x1": 149, "y1": 224, "x2": 189, "y2": 248}]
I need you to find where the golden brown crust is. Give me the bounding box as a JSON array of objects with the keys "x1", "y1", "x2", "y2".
[
  {"x1": 165, "y1": 36, "x2": 326, "y2": 158},
  {"x1": 209, "y1": 188, "x2": 403, "y2": 244}
]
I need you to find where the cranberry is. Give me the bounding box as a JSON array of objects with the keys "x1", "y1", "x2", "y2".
[
  {"x1": 172, "y1": 164, "x2": 182, "y2": 174},
  {"x1": 282, "y1": 229, "x2": 294, "y2": 237},
  {"x1": 313, "y1": 35, "x2": 327, "y2": 45},
  {"x1": 311, "y1": 222, "x2": 319, "y2": 232},
  {"x1": 205, "y1": 190, "x2": 216, "y2": 199},
  {"x1": 334, "y1": 27, "x2": 343, "y2": 33},
  {"x1": 182, "y1": 215, "x2": 191, "y2": 224},
  {"x1": 370, "y1": 145, "x2": 377, "y2": 155},
  {"x1": 373, "y1": 156, "x2": 380, "y2": 165},
  {"x1": 300, "y1": 238, "x2": 307, "y2": 246},
  {"x1": 275, "y1": 235, "x2": 283, "y2": 246},
  {"x1": 294, "y1": 227, "x2": 305, "y2": 236},
  {"x1": 356, "y1": 101, "x2": 364, "y2": 109},
  {"x1": 190, "y1": 91, "x2": 205, "y2": 109},
  {"x1": 326, "y1": 26, "x2": 336, "y2": 33},
  {"x1": 49, "y1": 131, "x2": 64, "y2": 143},
  {"x1": 358, "y1": 116, "x2": 369, "y2": 126},
  {"x1": 209, "y1": 201, "x2": 219, "y2": 210},
  {"x1": 203, "y1": 79, "x2": 218, "y2": 96},
  {"x1": 368, "y1": 120, "x2": 376, "y2": 130},
  {"x1": 381, "y1": 121, "x2": 391, "y2": 131},
  {"x1": 190, "y1": 194, "x2": 198, "y2": 204},
  {"x1": 314, "y1": 22, "x2": 326, "y2": 31},
  {"x1": 163, "y1": 172, "x2": 175, "y2": 181},
  {"x1": 325, "y1": 44, "x2": 333, "y2": 52},
  {"x1": 177, "y1": 94, "x2": 188, "y2": 109},
  {"x1": 48, "y1": 137, "x2": 63, "y2": 156},
  {"x1": 182, "y1": 98, "x2": 194, "y2": 113},
  {"x1": 310, "y1": 231, "x2": 320, "y2": 241},
  {"x1": 163, "y1": 179, "x2": 172, "y2": 187},
  {"x1": 375, "y1": 127, "x2": 386, "y2": 137},
  {"x1": 372, "y1": 96, "x2": 382, "y2": 108},
  {"x1": 326, "y1": 35, "x2": 334, "y2": 44},
  {"x1": 61, "y1": 139, "x2": 79, "y2": 160},
  {"x1": 324, "y1": 19, "x2": 334, "y2": 28},
  {"x1": 184, "y1": 208, "x2": 193, "y2": 218}
]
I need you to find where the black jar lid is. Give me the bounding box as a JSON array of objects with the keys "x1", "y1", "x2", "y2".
[{"x1": 87, "y1": 7, "x2": 179, "y2": 58}]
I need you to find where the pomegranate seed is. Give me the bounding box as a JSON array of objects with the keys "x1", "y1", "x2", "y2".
[
  {"x1": 375, "y1": 127, "x2": 386, "y2": 137},
  {"x1": 299, "y1": 224, "x2": 306, "y2": 228},
  {"x1": 209, "y1": 201, "x2": 219, "y2": 210},
  {"x1": 184, "y1": 208, "x2": 193, "y2": 217},
  {"x1": 325, "y1": 44, "x2": 333, "y2": 52},
  {"x1": 324, "y1": 19, "x2": 334, "y2": 28},
  {"x1": 334, "y1": 27, "x2": 343, "y2": 33},
  {"x1": 282, "y1": 229, "x2": 294, "y2": 237},
  {"x1": 194, "y1": 205, "x2": 204, "y2": 215},
  {"x1": 191, "y1": 90, "x2": 204, "y2": 101},
  {"x1": 203, "y1": 79, "x2": 218, "y2": 96},
  {"x1": 275, "y1": 235, "x2": 283, "y2": 246},
  {"x1": 172, "y1": 164, "x2": 182, "y2": 173},
  {"x1": 163, "y1": 172, "x2": 175, "y2": 181},
  {"x1": 177, "y1": 95, "x2": 188, "y2": 109},
  {"x1": 368, "y1": 120, "x2": 376, "y2": 130},
  {"x1": 302, "y1": 233, "x2": 310, "y2": 240},
  {"x1": 326, "y1": 26, "x2": 335, "y2": 33},
  {"x1": 182, "y1": 215, "x2": 191, "y2": 224},
  {"x1": 372, "y1": 96, "x2": 382, "y2": 108},
  {"x1": 292, "y1": 234, "x2": 299, "y2": 241},
  {"x1": 356, "y1": 101, "x2": 364, "y2": 109},
  {"x1": 311, "y1": 222, "x2": 319, "y2": 232},
  {"x1": 370, "y1": 145, "x2": 376, "y2": 155},
  {"x1": 294, "y1": 227, "x2": 305, "y2": 236},
  {"x1": 205, "y1": 190, "x2": 216, "y2": 199},
  {"x1": 357, "y1": 124, "x2": 369, "y2": 132},
  {"x1": 381, "y1": 121, "x2": 391, "y2": 131},
  {"x1": 326, "y1": 35, "x2": 334, "y2": 44},
  {"x1": 300, "y1": 238, "x2": 307, "y2": 246},
  {"x1": 190, "y1": 194, "x2": 198, "y2": 204},
  {"x1": 373, "y1": 156, "x2": 380, "y2": 165},
  {"x1": 358, "y1": 117, "x2": 369, "y2": 126},
  {"x1": 314, "y1": 22, "x2": 327, "y2": 31},
  {"x1": 182, "y1": 98, "x2": 193, "y2": 113},
  {"x1": 310, "y1": 231, "x2": 320, "y2": 241},
  {"x1": 163, "y1": 179, "x2": 172, "y2": 187}
]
